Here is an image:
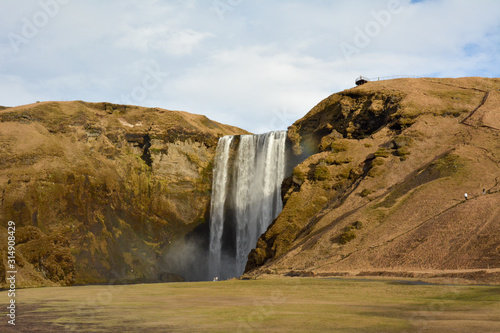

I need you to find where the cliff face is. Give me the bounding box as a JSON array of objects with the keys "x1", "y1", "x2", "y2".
[
  {"x1": 0, "y1": 101, "x2": 248, "y2": 287},
  {"x1": 2, "y1": 78, "x2": 499, "y2": 287},
  {"x1": 246, "y1": 77, "x2": 500, "y2": 282}
]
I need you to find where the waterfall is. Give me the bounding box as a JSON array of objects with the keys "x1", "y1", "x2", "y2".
[
  {"x1": 208, "y1": 136, "x2": 233, "y2": 279},
  {"x1": 209, "y1": 131, "x2": 287, "y2": 280}
]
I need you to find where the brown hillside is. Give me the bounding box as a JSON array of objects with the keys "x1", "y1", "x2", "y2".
[
  {"x1": 0, "y1": 101, "x2": 248, "y2": 288},
  {"x1": 246, "y1": 77, "x2": 500, "y2": 283}
]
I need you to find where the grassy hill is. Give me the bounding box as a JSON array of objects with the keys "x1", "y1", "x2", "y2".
[
  {"x1": 0, "y1": 101, "x2": 248, "y2": 288},
  {"x1": 246, "y1": 77, "x2": 500, "y2": 283}
]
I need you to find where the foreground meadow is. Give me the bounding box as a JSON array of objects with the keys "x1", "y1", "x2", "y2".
[{"x1": 1, "y1": 277, "x2": 500, "y2": 332}]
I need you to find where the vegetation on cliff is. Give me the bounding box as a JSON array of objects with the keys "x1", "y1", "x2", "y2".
[
  {"x1": 1, "y1": 77, "x2": 499, "y2": 287},
  {"x1": 0, "y1": 101, "x2": 247, "y2": 288},
  {"x1": 246, "y1": 77, "x2": 500, "y2": 282}
]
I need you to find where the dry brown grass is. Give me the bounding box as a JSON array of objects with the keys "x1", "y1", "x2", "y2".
[
  {"x1": 1, "y1": 277, "x2": 500, "y2": 332},
  {"x1": 0, "y1": 101, "x2": 249, "y2": 288},
  {"x1": 249, "y1": 77, "x2": 500, "y2": 281}
]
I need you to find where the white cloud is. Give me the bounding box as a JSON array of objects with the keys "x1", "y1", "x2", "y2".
[
  {"x1": 0, "y1": 0, "x2": 499, "y2": 132},
  {"x1": 165, "y1": 46, "x2": 333, "y2": 132},
  {"x1": 115, "y1": 26, "x2": 213, "y2": 56}
]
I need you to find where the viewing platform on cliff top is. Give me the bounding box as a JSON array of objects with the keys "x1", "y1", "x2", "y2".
[{"x1": 355, "y1": 75, "x2": 420, "y2": 86}]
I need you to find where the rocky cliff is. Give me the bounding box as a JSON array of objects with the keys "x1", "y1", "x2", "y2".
[
  {"x1": 2, "y1": 77, "x2": 499, "y2": 287},
  {"x1": 0, "y1": 101, "x2": 248, "y2": 287},
  {"x1": 246, "y1": 77, "x2": 500, "y2": 283}
]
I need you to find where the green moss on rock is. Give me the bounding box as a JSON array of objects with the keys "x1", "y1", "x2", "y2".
[{"x1": 314, "y1": 165, "x2": 330, "y2": 181}]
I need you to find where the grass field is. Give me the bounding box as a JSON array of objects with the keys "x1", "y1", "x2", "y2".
[{"x1": 1, "y1": 277, "x2": 500, "y2": 332}]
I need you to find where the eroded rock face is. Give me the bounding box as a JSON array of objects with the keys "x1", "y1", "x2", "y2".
[
  {"x1": 246, "y1": 78, "x2": 500, "y2": 280},
  {"x1": 0, "y1": 101, "x2": 248, "y2": 287}
]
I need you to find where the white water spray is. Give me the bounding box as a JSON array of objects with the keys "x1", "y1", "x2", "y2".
[
  {"x1": 209, "y1": 131, "x2": 286, "y2": 280},
  {"x1": 208, "y1": 136, "x2": 233, "y2": 279}
]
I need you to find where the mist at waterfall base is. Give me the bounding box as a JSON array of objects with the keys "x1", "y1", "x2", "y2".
[{"x1": 164, "y1": 131, "x2": 288, "y2": 281}]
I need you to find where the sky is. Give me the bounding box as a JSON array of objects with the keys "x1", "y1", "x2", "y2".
[{"x1": 1, "y1": 0, "x2": 499, "y2": 133}]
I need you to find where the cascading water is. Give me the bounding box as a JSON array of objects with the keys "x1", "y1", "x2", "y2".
[
  {"x1": 209, "y1": 131, "x2": 287, "y2": 280},
  {"x1": 208, "y1": 136, "x2": 233, "y2": 279}
]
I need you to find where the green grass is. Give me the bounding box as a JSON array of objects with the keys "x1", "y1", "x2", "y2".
[
  {"x1": 1, "y1": 278, "x2": 499, "y2": 332},
  {"x1": 314, "y1": 165, "x2": 329, "y2": 181},
  {"x1": 374, "y1": 147, "x2": 391, "y2": 158}
]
